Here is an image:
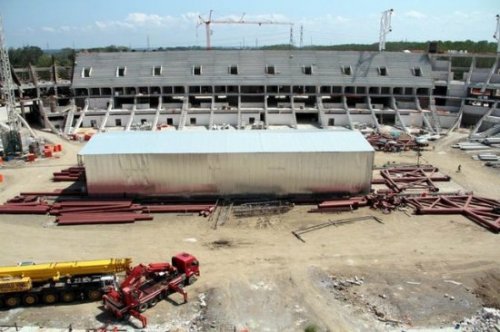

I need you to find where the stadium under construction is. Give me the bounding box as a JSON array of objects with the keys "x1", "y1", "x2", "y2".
[{"x1": 5, "y1": 47, "x2": 500, "y2": 140}]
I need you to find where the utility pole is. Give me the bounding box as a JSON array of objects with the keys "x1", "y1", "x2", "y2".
[
  {"x1": 494, "y1": 14, "x2": 500, "y2": 53},
  {"x1": 0, "y1": 15, "x2": 22, "y2": 154},
  {"x1": 379, "y1": 9, "x2": 393, "y2": 52},
  {"x1": 198, "y1": 10, "x2": 294, "y2": 50}
]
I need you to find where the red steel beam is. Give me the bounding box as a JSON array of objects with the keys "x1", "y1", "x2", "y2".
[
  {"x1": 142, "y1": 205, "x2": 215, "y2": 213},
  {"x1": 0, "y1": 205, "x2": 50, "y2": 214},
  {"x1": 56, "y1": 211, "x2": 153, "y2": 225},
  {"x1": 58, "y1": 213, "x2": 152, "y2": 221},
  {"x1": 57, "y1": 216, "x2": 136, "y2": 225},
  {"x1": 50, "y1": 205, "x2": 143, "y2": 216},
  {"x1": 20, "y1": 190, "x2": 86, "y2": 196},
  {"x1": 52, "y1": 200, "x2": 132, "y2": 207}
]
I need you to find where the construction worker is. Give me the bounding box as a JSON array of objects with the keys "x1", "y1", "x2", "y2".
[{"x1": 457, "y1": 164, "x2": 462, "y2": 173}]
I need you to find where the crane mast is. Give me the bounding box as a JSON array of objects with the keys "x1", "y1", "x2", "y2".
[
  {"x1": 494, "y1": 14, "x2": 500, "y2": 53},
  {"x1": 198, "y1": 10, "x2": 294, "y2": 50},
  {"x1": 379, "y1": 9, "x2": 393, "y2": 52},
  {"x1": 0, "y1": 15, "x2": 22, "y2": 154}
]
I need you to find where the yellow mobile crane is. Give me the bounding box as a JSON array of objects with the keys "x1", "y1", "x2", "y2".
[{"x1": 0, "y1": 258, "x2": 131, "y2": 308}]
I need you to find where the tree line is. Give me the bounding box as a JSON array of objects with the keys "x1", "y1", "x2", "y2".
[{"x1": 7, "y1": 40, "x2": 498, "y2": 68}]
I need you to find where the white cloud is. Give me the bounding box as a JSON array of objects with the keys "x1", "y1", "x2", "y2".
[
  {"x1": 181, "y1": 12, "x2": 200, "y2": 24},
  {"x1": 334, "y1": 16, "x2": 349, "y2": 23},
  {"x1": 81, "y1": 25, "x2": 93, "y2": 32},
  {"x1": 452, "y1": 11, "x2": 469, "y2": 19},
  {"x1": 94, "y1": 21, "x2": 108, "y2": 29},
  {"x1": 404, "y1": 10, "x2": 427, "y2": 19},
  {"x1": 40, "y1": 25, "x2": 83, "y2": 33},
  {"x1": 300, "y1": 13, "x2": 351, "y2": 27},
  {"x1": 95, "y1": 20, "x2": 134, "y2": 30},
  {"x1": 94, "y1": 12, "x2": 187, "y2": 30},
  {"x1": 60, "y1": 26, "x2": 75, "y2": 32},
  {"x1": 126, "y1": 13, "x2": 172, "y2": 26}
]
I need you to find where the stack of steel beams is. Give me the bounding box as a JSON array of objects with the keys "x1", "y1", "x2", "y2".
[{"x1": 52, "y1": 166, "x2": 86, "y2": 182}]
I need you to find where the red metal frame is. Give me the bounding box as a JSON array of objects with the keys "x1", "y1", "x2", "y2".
[
  {"x1": 405, "y1": 195, "x2": 500, "y2": 233},
  {"x1": 373, "y1": 166, "x2": 451, "y2": 193}
]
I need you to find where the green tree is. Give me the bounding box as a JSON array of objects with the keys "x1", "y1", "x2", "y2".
[
  {"x1": 35, "y1": 54, "x2": 53, "y2": 67},
  {"x1": 8, "y1": 46, "x2": 43, "y2": 67}
]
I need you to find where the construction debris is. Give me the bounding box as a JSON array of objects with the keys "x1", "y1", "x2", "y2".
[
  {"x1": 310, "y1": 197, "x2": 367, "y2": 213},
  {"x1": 327, "y1": 275, "x2": 365, "y2": 290},
  {"x1": 366, "y1": 133, "x2": 425, "y2": 152},
  {"x1": 291, "y1": 216, "x2": 383, "y2": 242},
  {"x1": 458, "y1": 307, "x2": 500, "y2": 332},
  {"x1": 232, "y1": 200, "x2": 293, "y2": 217},
  {"x1": 366, "y1": 193, "x2": 403, "y2": 214}
]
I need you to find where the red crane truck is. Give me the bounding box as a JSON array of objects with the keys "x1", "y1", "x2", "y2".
[{"x1": 102, "y1": 252, "x2": 200, "y2": 328}]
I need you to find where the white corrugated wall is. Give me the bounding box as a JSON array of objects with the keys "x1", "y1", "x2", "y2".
[{"x1": 83, "y1": 151, "x2": 373, "y2": 196}]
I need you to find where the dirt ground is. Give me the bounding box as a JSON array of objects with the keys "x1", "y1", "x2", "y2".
[{"x1": 0, "y1": 129, "x2": 499, "y2": 331}]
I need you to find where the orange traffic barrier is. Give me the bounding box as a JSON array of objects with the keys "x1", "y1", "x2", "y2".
[
  {"x1": 44, "y1": 149, "x2": 53, "y2": 158},
  {"x1": 0, "y1": 174, "x2": 4, "y2": 182}
]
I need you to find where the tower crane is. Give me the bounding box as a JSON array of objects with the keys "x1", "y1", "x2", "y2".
[
  {"x1": 0, "y1": 15, "x2": 22, "y2": 154},
  {"x1": 198, "y1": 10, "x2": 294, "y2": 50},
  {"x1": 379, "y1": 9, "x2": 393, "y2": 52},
  {"x1": 494, "y1": 14, "x2": 500, "y2": 53}
]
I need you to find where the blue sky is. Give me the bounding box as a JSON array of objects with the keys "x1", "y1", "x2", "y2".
[{"x1": 1, "y1": 0, "x2": 498, "y2": 49}]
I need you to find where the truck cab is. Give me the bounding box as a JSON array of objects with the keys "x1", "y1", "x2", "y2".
[{"x1": 172, "y1": 253, "x2": 200, "y2": 284}]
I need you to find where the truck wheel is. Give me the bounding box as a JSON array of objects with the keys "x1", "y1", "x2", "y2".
[
  {"x1": 148, "y1": 297, "x2": 159, "y2": 307},
  {"x1": 61, "y1": 291, "x2": 75, "y2": 303},
  {"x1": 23, "y1": 294, "x2": 38, "y2": 306},
  {"x1": 120, "y1": 313, "x2": 131, "y2": 321},
  {"x1": 4, "y1": 295, "x2": 21, "y2": 308},
  {"x1": 138, "y1": 303, "x2": 149, "y2": 313},
  {"x1": 86, "y1": 289, "x2": 102, "y2": 301},
  {"x1": 187, "y1": 275, "x2": 197, "y2": 285},
  {"x1": 42, "y1": 293, "x2": 58, "y2": 304}
]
